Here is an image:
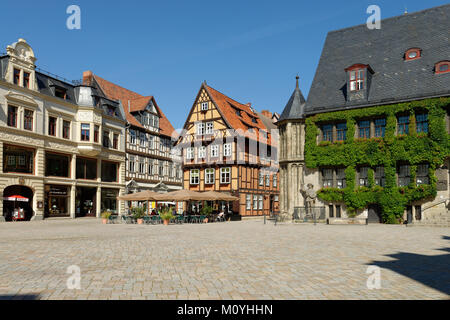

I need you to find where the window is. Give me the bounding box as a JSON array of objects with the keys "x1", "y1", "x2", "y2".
[
  {"x1": 321, "y1": 168, "x2": 333, "y2": 188},
  {"x1": 139, "y1": 158, "x2": 145, "y2": 174},
  {"x1": 375, "y1": 166, "x2": 385, "y2": 187},
  {"x1": 415, "y1": 205, "x2": 422, "y2": 221},
  {"x1": 322, "y1": 124, "x2": 333, "y2": 142},
  {"x1": 253, "y1": 195, "x2": 258, "y2": 210},
  {"x1": 101, "y1": 161, "x2": 118, "y2": 182},
  {"x1": 246, "y1": 195, "x2": 251, "y2": 210},
  {"x1": 224, "y1": 143, "x2": 232, "y2": 157},
  {"x1": 329, "y1": 205, "x2": 334, "y2": 218},
  {"x1": 375, "y1": 118, "x2": 386, "y2": 137},
  {"x1": 336, "y1": 123, "x2": 347, "y2": 141},
  {"x1": 106, "y1": 106, "x2": 116, "y2": 117},
  {"x1": 205, "y1": 168, "x2": 215, "y2": 184},
  {"x1": 159, "y1": 160, "x2": 164, "y2": 176},
  {"x1": 76, "y1": 158, "x2": 97, "y2": 179},
  {"x1": 206, "y1": 122, "x2": 214, "y2": 134},
  {"x1": 259, "y1": 171, "x2": 264, "y2": 186},
  {"x1": 129, "y1": 155, "x2": 135, "y2": 173},
  {"x1": 113, "y1": 133, "x2": 119, "y2": 149},
  {"x1": 416, "y1": 163, "x2": 429, "y2": 185},
  {"x1": 336, "y1": 168, "x2": 346, "y2": 189},
  {"x1": 186, "y1": 147, "x2": 194, "y2": 160},
  {"x1": 210, "y1": 145, "x2": 219, "y2": 157},
  {"x1": 190, "y1": 169, "x2": 199, "y2": 185},
  {"x1": 54, "y1": 87, "x2": 67, "y2": 100},
  {"x1": 398, "y1": 116, "x2": 409, "y2": 135},
  {"x1": 220, "y1": 167, "x2": 231, "y2": 184},
  {"x1": 7, "y1": 105, "x2": 17, "y2": 127},
  {"x1": 23, "y1": 72, "x2": 30, "y2": 88},
  {"x1": 259, "y1": 195, "x2": 263, "y2": 210},
  {"x1": 3, "y1": 145, "x2": 34, "y2": 174},
  {"x1": 335, "y1": 205, "x2": 341, "y2": 218},
  {"x1": 201, "y1": 102, "x2": 208, "y2": 111},
  {"x1": 416, "y1": 114, "x2": 428, "y2": 134},
  {"x1": 358, "y1": 120, "x2": 370, "y2": 138},
  {"x1": 435, "y1": 61, "x2": 450, "y2": 74},
  {"x1": 130, "y1": 130, "x2": 136, "y2": 144},
  {"x1": 24, "y1": 110, "x2": 33, "y2": 131},
  {"x1": 198, "y1": 146, "x2": 206, "y2": 159},
  {"x1": 48, "y1": 117, "x2": 57, "y2": 136},
  {"x1": 398, "y1": 164, "x2": 410, "y2": 187},
  {"x1": 103, "y1": 130, "x2": 110, "y2": 148},
  {"x1": 140, "y1": 132, "x2": 146, "y2": 147},
  {"x1": 197, "y1": 123, "x2": 205, "y2": 135},
  {"x1": 405, "y1": 48, "x2": 421, "y2": 61},
  {"x1": 81, "y1": 124, "x2": 90, "y2": 141},
  {"x1": 273, "y1": 174, "x2": 277, "y2": 187},
  {"x1": 13, "y1": 68, "x2": 20, "y2": 85},
  {"x1": 148, "y1": 159, "x2": 154, "y2": 175},
  {"x1": 358, "y1": 167, "x2": 369, "y2": 187},
  {"x1": 94, "y1": 125, "x2": 99, "y2": 143},
  {"x1": 148, "y1": 135, "x2": 155, "y2": 149},
  {"x1": 62, "y1": 120, "x2": 70, "y2": 139},
  {"x1": 349, "y1": 69, "x2": 364, "y2": 91},
  {"x1": 266, "y1": 174, "x2": 270, "y2": 186}
]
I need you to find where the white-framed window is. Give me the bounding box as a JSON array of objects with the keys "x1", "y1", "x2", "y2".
[
  {"x1": 206, "y1": 122, "x2": 214, "y2": 134},
  {"x1": 186, "y1": 147, "x2": 194, "y2": 159},
  {"x1": 130, "y1": 129, "x2": 136, "y2": 145},
  {"x1": 198, "y1": 146, "x2": 206, "y2": 159},
  {"x1": 224, "y1": 143, "x2": 232, "y2": 157},
  {"x1": 205, "y1": 168, "x2": 215, "y2": 184},
  {"x1": 273, "y1": 174, "x2": 277, "y2": 187},
  {"x1": 201, "y1": 102, "x2": 208, "y2": 111},
  {"x1": 129, "y1": 155, "x2": 135, "y2": 172},
  {"x1": 253, "y1": 195, "x2": 258, "y2": 210},
  {"x1": 259, "y1": 195, "x2": 263, "y2": 210},
  {"x1": 139, "y1": 157, "x2": 145, "y2": 174},
  {"x1": 211, "y1": 145, "x2": 219, "y2": 157},
  {"x1": 266, "y1": 174, "x2": 270, "y2": 186},
  {"x1": 197, "y1": 122, "x2": 205, "y2": 135},
  {"x1": 190, "y1": 169, "x2": 199, "y2": 185},
  {"x1": 159, "y1": 160, "x2": 164, "y2": 176},
  {"x1": 220, "y1": 167, "x2": 231, "y2": 184},
  {"x1": 140, "y1": 132, "x2": 146, "y2": 147},
  {"x1": 148, "y1": 135, "x2": 155, "y2": 149},
  {"x1": 246, "y1": 194, "x2": 251, "y2": 210},
  {"x1": 259, "y1": 171, "x2": 264, "y2": 186},
  {"x1": 274, "y1": 195, "x2": 279, "y2": 202},
  {"x1": 148, "y1": 159, "x2": 153, "y2": 175}
]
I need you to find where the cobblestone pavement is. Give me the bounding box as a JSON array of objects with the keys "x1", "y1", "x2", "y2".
[{"x1": 0, "y1": 219, "x2": 448, "y2": 300}]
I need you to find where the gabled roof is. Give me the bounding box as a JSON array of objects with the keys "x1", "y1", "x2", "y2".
[
  {"x1": 306, "y1": 4, "x2": 450, "y2": 114},
  {"x1": 86, "y1": 72, "x2": 176, "y2": 137},
  {"x1": 279, "y1": 76, "x2": 306, "y2": 122}
]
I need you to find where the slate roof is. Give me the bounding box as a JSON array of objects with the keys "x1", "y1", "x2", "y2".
[
  {"x1": 279, "y1": 76, "x2": 306, "y2": 122},
  {"x1": 304, "y1": 4, "x2": 450, "y2": 116},
  {"x1": 87, "y1": 72, "x2": 176, "y2": 137}
]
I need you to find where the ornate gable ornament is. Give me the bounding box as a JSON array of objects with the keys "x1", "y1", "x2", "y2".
[
  {"x1": 7, "y1": 38, "x2": 37, "y2": 68},
  {"x1": 5, "y1": 91, "x2": 38, "y2": 107}
]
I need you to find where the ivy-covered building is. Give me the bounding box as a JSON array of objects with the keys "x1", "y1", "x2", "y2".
[{"x1": 278, "y1": 4, "x2": 450, "y2": 225}]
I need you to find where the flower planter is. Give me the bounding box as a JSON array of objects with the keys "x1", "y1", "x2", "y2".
[
  {"x1": 163, "y1": 219, "x2": 170, "y2": 226},
  {"x1": 102, "y1": 219, "x2": 108, "y2": 224},
  {"x1": 137, "y1": 218, "x2": 144, "y2": 225}
]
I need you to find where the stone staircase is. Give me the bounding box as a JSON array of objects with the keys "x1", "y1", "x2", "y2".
[{"x1": 413, "y1": 206, "x2": 450, "y2": 227}]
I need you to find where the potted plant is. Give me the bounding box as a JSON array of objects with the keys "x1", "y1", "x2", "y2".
[
  {"x1": 200, "y1": 205, "x2": 213, "y2": 223},
  {"x1": 132, "y1": 206, "x2": 145, "y2": 224},
  {"x1": 101, "y1": 211, "x2": 111, "y2": 224},
  {"x1": 159, "y1": 207, "x2": 174, "y2": 226}
]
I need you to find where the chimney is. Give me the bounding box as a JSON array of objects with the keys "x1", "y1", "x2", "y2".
[
  {"x1": 83, "y1": 70, "x2": 93, "y2": 86},
  {"x1": 128, "y1": 100, "x2": 131, "y2": 113},
  {"x1": 261, "y1": 110, "x2": 272, "y2": 119}
]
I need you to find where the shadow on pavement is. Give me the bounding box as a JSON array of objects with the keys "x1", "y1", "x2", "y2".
[
  {"x1": 0, "y1": 294, "x2": 40, "y2": 300},
  {"x1": 369, "y1": 235, "x2": 450, "y2": 296}
]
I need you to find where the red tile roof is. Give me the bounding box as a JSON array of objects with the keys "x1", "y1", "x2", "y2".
[
  {"x1": 203, "y1": 84, "x2": 277, "y2": 147},
  {"x1": 86, "y1": 72, "x2": 175, "y2": 137}
]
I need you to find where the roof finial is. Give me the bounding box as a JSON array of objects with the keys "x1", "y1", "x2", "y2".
[
  {"x1": 404, "y1": 6, "x2": 408, "y2": 15},
  {"x1": 295, "y1": 75, "x2": 299, "y2": 89}
]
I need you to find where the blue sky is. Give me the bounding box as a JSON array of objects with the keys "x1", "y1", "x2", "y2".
[{"x1": 1, "y1": 0, "x2": 448, "y2": 129}]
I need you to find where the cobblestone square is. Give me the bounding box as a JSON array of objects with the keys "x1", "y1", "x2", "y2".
[{"x1": 0, "y1": 219, "x2": 448, "y2": 300}]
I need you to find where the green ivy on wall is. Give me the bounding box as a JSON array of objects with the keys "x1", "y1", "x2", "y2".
[{"x1": 305, "y1": 97, "x2": 450, "y2": 223}]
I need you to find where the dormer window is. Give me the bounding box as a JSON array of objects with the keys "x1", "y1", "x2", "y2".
[
  {"x1": 251, "y1": 117, "x2": 258, "y2": 124},
  {"x1": 23, "y1": 72, "x2": 30, "y2": 88},
  {"x1": 13, "y1": 68, "x2": 20, "y2": 85},
  {"x1": 54, "y1": 87, "x2": 67, "y2": 100},
  {"x1": 106, "y1": 106, "x2": 116, "y2": 116},
  {"x1": 435, "y1": 61, "x2": 450, "y2": 74},
  {"x1": 349, "y1": 69, "x2": 364, "y2": 91},
  {"x1": 405, "y1": 48, "x2": 421, "y2": 61}
]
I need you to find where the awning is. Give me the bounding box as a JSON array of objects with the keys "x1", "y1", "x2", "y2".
[{"x1": 3, "y1": 195, "x2": 29, "y2": 202}]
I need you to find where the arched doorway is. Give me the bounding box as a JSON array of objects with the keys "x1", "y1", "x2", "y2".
[
  {"x1": 2, "y1": 185, "x2": 34, "y2": 221},
  {"x1": 367, "y1": 204, "x2": 382, "y2": 223}
]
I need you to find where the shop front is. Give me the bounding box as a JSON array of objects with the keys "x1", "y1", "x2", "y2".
[
  {"x1": 44, "y1": 185, "x2": 70, "y2": 217},
  {"x1": 101, "y1": 188, "x2": 119, "y2": 215}
]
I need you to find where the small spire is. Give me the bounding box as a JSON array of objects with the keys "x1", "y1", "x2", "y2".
[
  {"x1": 404, "y1": 7, "x2": 408, "y2": 15},
  {"x1": 295, "y1": 75, "x2": 299, "y2": 89}
]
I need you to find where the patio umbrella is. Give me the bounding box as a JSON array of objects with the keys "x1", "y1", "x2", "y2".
[
  {"x1": 201, "y1": 191, "x2": 239, "y2": 201},
  {"x1": 3, "y1": 195, "x2": 29, "y2": 202},
  {"x1": 116, "y1": 190, "x2": 161, "y2": 201},
  {"x1": 153, "y1": 189, "x2": 209, "y2": 201}
]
